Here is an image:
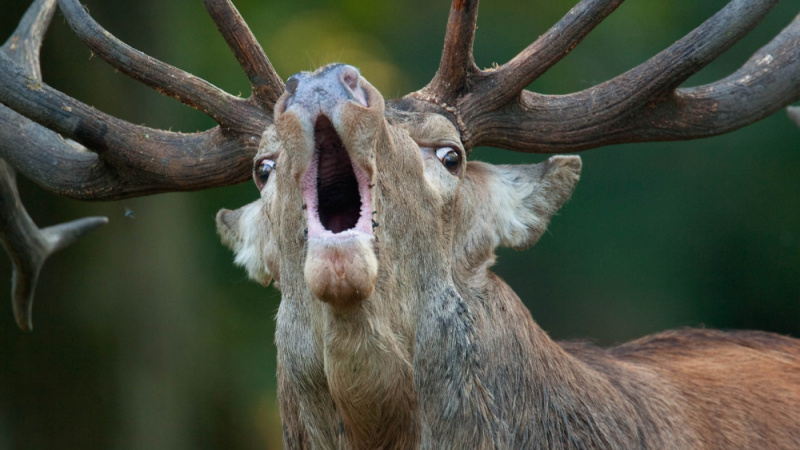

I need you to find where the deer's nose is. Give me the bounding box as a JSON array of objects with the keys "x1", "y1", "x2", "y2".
[{"x1": 283, "y1": 64, "x2": 369, "y2": 112}]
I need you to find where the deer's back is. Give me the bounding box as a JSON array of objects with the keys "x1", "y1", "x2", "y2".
[{"x1": 565, "y1": 329, "x2": 800, "y2": 449}]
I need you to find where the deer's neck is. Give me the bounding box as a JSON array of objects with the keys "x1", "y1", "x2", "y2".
[
  {"x1": 321, "y1": 302, "x2": 419, "y2": 450},
  {"x1": 279, "y1": 265, "x2": 675, "y2": 450},
  {"x1": 411, "y1": 272, "x2": 670, "y2": 449}
]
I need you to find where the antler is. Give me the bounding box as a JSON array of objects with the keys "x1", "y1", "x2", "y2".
[
  {"x1": 0, "y1": 0, "x2": 284, "y2": 329},
  {"x1": 411, "y1": 0, "x2": 800, "y2": 153}
]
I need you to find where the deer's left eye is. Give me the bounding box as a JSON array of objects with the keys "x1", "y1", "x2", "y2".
[
  {"x1": 254, "y1": 158, "x2": 276, "y2": 190},
  {"x1": 435, "y1": 147, "x2": 461, "y2": 174}
]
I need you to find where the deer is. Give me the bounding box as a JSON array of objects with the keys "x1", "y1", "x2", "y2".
[{"x1": 1, "y1": 0, "x2": 799, "y2": 448}]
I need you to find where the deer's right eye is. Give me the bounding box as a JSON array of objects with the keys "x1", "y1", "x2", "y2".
[
  {"x1": 435, "y1": 147, "x2": 461, "y2": 174},
  {"x1": 254, "y1": 158, "x2": 276, "y2": 190}
]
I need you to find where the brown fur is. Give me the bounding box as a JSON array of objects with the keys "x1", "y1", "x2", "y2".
[{"x1": 217, "y1": 64, "x2": 800, "y2": 449}]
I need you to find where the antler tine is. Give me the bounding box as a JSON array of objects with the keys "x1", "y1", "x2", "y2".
[
  {"x1": 556, "y1": 0, "x2": 780, "y2": 119},
  {"x1": 421, "y1": 0, "x2": 480, "y2": 102},
  {"x1": 789, "y1": 107, "x2": 800, "y2": 129},
  {"x1": 0, "y1": 0, "x2": 107, "y2": 331},
  {"x1": 0, "y1": 159, "x2": 107, "y2": 331},
  {"x1": 57, "y1": 0, "x2": 267, "y2": 130},
  {"x1": 482, "y1": 0, "x2": 625, "y2": 110},
  {"x1": 202, "y1": 0, "x2": 285, "y2": 110},
  {"x1": 2, "y1": 0, "x2": 55, "y2": 79}
]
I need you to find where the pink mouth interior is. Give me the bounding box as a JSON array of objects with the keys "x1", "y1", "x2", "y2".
[{"x1": 301, "y1": 116, "x2": 372, "y2": 240}]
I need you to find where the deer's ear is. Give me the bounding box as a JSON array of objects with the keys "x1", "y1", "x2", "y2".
[
  {"x1": 216, "y1": 201, "x2": 278, "y2": 286},
  {"x1": 465, "y1": 156, "x2": 581, "y2": 251}
]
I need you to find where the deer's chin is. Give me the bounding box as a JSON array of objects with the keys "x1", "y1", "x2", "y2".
[{"x1": 304, "y1": 234, "x2": 377, "y2": 311}]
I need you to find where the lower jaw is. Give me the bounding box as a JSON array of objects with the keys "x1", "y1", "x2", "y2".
[{"x1": 304, "y1": 233, "x2": 378, "y2": 311}]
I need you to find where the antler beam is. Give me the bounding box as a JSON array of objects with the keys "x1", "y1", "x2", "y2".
[
  {"x1": 201, "y1": 0, "x2": 285, "y2": 109},
  {"x1": 473, "y1": 0, "x2": 796, "y2": 151},
  {"x1": 0, "y1": 60, "x2": 259, "y2": 198}
]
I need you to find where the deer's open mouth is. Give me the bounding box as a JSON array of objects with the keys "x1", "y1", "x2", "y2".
[
  {"x1": 300, "y1": 114, "x2": 378, "y2": 308},
  {"x1": 302, "y1": 115, "x2": 373, "y2": 240}
]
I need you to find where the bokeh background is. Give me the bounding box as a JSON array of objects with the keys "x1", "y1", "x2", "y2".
[{"x1": 1, "y1": 0, "x2": 798, "y2": 448}]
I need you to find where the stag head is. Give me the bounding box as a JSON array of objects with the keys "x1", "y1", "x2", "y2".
[
  {"x1": 216, "y1": 63, "x2": 580, "y2": 311},
  {"x1": 215, "y1": 63, "x2": 581, "y2": 445}
]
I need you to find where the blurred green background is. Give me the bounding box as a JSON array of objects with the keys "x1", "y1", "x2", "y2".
[{"x1": 1, "y1": 0, "x2": 798, "y2": 448}]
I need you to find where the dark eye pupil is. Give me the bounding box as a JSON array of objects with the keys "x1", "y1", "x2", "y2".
[
  {"x1": 254, "y1": 159, "x2": 275, "y2": 189},
  {"x1": 258, "y1": 161, "x2": 272, "y2": 180},
  {"x1": 443, "y1": 151, "x2": 459, "y2": 169}
]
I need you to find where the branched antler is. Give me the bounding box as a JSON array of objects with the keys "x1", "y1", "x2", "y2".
[
  {"x1": 0, "y1": 0, "x2": 287, "y2": 329},
  {"x1": 57, "y1": 0, "x2": 267, "y2": 130},
  {"x1": 0, "y1": 0, "x2": 284, "y2": 200},
  {"x1": 0, "y1": 0, "x2": 106, "y2": 331},
  {"x1": 408, "y1": 0, "x2": 800, "y2": 153}
]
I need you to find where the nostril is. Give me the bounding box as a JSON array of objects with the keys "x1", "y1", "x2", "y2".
[
  {"x1": 286, "y1": 75, "x2": 300, "y2": 95},
  {"x1": 341, "y1": 66, "x2": 368, "y2": 107},
  {"x1": 341, "y1": 67, "x2": 359, "y2": 91},
  {"x1": 284, "y1": 75, "x2": 301, "y2": 111}
]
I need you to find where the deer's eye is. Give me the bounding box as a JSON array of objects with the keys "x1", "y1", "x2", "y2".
[
  {"x1": 254, "y1": 158, "x2": 276, "y2": 190},
  {"x1": 435, "y1": 147, "x2": 461, "y2": 174}
]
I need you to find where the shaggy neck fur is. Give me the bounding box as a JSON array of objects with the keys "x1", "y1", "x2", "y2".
[{"x1": 434, "y1": 272, "x2": 684, "y2": 449}]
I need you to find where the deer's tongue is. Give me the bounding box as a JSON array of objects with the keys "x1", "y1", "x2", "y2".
[{"x1": 315, "y1": 116, "x2": 361, "y2": 234}]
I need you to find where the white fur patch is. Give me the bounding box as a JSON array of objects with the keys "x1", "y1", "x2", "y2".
[
  {"x1": 469, "y1": 156, "x2": 581, "y2": 251},
  {"x1": 218, "y1": 200, "x2": 276, "y2": 287},
  {"x1": 491, "y1": 166, "x2": 552, "y2": 249}
]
